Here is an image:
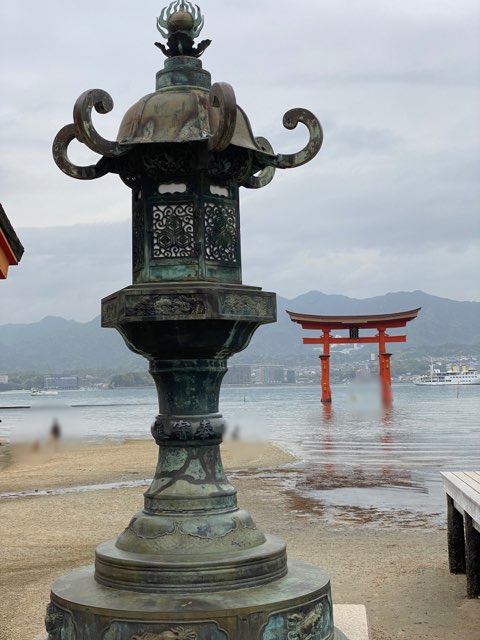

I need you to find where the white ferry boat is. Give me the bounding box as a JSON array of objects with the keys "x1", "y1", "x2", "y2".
[
  {"x1": 414, "y1": 363, "x2": 480, "y2": 386},
  {"x1": 31, "y1": 389, "x2": 59, "y2": 396}
]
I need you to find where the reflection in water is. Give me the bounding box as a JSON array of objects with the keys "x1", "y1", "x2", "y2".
[
  {"x1": 266, "y1": 384, "x2": 477, "y2": 527},
  {"x1": 321, "y1": 404, "x2": 334, "y2": 474},
  {"x1": 287, "y1": 385, "x2": 473, "y2": 526},
  {"x1": 322, "y1": 403, "x2": 334, "y2": 424},
  {"x1": 381, "y1": 405, "x2": 394, "y2": 478},
  {"x1": 381, "y1": 405, "x2": 394, "y2": 427}
]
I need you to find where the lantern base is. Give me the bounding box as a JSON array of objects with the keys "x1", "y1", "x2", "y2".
[{"x1": 46, "y1": 559, "x2": 347, "y2": 639}]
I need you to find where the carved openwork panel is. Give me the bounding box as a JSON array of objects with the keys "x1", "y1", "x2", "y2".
[
  {"x1": 125, "y1": 294, "x2": 206, "y2": 319},
  {"x1": 142, "y1": 147, "x2": 195, "y2": 177},
  {"x1": 152, "y1": 203, "x2": 196, "y2": 258},
  {"x1": 219, "y1": 293, "x2": 275, "y2": 318},
  {"x1": 208, "y1": 146, "x2": 253, "y2": 183},
  {"x1": 103, "y1": 620, "x2": 228, "y2": 640},
  {"x1": 45, "y1": 602, "x2": 77, "y2": 640},
  {"x1": 261, "y1": 595, "x2": 333, "y2": 640},
  {"x1": 132, "y1": 629, "x2": 197, "y2": 640},
  {"x1": 102, "y1": 299, "x2": 118, "y2": 325},
  {"x1": 133, "y1": 196, "x2": 145, "y2": 273},
  {"x1": 204, "y1": 201, "x2": 238, "y2": 263}
]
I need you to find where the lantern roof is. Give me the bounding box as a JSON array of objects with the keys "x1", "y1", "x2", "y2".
[
  {"x1": 116, "y1": 60, "x2": 269, "y2": 155},
  {"x1": 53, "y1": 2, "x2": 323, "y2": 189}
]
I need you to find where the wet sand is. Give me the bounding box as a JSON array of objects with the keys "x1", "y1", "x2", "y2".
[{"x1": 0, "y1": 439, "x2": 479, "y2": 640}]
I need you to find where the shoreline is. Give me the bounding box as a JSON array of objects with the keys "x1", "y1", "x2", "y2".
[
  {"x1": 1, "y1": 439, "x2": 479, "y2": 639},
  {"x1": 0, "y1": 437, "x2": 446, "y2": 530},
  {"x1": 0, "y1": 438, "x2": 298, "y2": 494}
]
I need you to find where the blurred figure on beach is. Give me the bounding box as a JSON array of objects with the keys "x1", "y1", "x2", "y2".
[
  {"x1": 48, "y1": 418, "x2": 62, "y2": 451},
  {"x1": 30, "y1": 418, "x2": 62, "y2": 454},
  {"x1": 50, "y1": 419, "x2": 61, "y2": 442},
  {"x1": 231, "y1": 425, "x2": 241, "y2": 441}
]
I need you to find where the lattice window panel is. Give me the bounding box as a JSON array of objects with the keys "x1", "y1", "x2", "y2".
[
  {"x1": 132, "y1": 199, "x2": 144, "y2": 272},
  {"x1": 152, "y1": 203, "x2": 195, "y2": 258},
  {"x1": 204, "y1": 202, "x2": 238, "y2": 263}
]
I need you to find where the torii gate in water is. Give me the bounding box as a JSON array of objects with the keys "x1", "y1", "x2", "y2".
[{"x1": 287, "y1": 308, "x2": 420, "y2": 404}]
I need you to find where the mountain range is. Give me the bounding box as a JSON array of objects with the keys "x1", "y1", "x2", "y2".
[
  {"x1": 243, "y1": 289, "x2": 480, "y2": 362},
  {"x1": 0, "y1": 290, "x2": 478, "y2": 373}
]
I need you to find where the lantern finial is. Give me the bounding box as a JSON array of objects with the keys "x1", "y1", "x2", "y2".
[{"x1": 155, "y1": 1, "x2": 211, "y2": 57}]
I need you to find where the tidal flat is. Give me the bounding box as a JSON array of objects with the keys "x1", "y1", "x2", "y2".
[{"x1": 0, "y1": 439, "x2": 479, "y2": 640}]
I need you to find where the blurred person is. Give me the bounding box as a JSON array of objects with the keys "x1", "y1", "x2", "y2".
[{"x1": 50, "y1": 418, "x2": 61, "y2": 442}]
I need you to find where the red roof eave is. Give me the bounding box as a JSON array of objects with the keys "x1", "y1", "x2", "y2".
[
  {"x1": 0, "y1": 228, "x2": 18, "y2": 265},
  {"x1": 286, "y1": 308, "x2": 421, "y2": 330}
]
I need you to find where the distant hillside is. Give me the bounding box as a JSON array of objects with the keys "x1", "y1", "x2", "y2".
[
  {"x1": 0, "y1": 316, "x2": 143, "y2": 373},
  {"x1": 236, "y1": 290, "x2": 480, "y2": 364},
  {"x1": 0, "y1": 291, "x2": 478, "y2": 373}
]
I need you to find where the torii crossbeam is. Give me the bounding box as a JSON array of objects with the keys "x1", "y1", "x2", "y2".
[{"x1": 287, "y1": 308, "x2": 420, "y2": 404}]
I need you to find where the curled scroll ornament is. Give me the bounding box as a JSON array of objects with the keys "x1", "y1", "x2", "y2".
[
  {"x1": 52, "y1": 89, "x2": 131, "y2": 180},
  {"x1": 244, "y1": 136, "x2": 276, "y2": 189},
  {"x1": 52, "y1": 124, "x2": 108, "y2": 181},
  {"x1": 73, "y1": 89, "x2": 128, "y2": 157},
  {"x1": 269, "y1": 108, "x2": 323, "y2": 169},
  {"x1": 208, "y1": 82, "x2": 237, "y2": 152}
]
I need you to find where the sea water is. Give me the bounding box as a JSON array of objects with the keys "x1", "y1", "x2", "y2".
[{"x1": 1, "y1": 383, "x2": 479, "y2": 525}]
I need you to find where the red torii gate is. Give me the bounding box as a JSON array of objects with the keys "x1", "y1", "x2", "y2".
[{"x1": 287, "y1": 308, "x2": 420, "y2": 405}]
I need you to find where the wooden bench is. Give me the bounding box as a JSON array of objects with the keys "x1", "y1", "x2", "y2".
[{"x1": 442, "y1": 471, "x2": 480, "y2": 598}]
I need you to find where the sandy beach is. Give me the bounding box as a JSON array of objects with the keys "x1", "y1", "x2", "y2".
[{"x1": 0, "y1": 439, "x2": 478, "y2": 640}]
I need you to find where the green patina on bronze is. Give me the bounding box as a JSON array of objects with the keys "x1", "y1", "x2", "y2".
[{"x1": 47, "y1": 3, "x2": 349, "y2": 639}]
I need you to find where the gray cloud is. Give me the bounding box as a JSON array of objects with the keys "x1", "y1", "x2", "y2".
[
  {"x1": 0, "y1": 223, "x2": 131, "y2": 324},
  {"x1": 0, "y1": 0, "x2": 479, "y2": 322}
]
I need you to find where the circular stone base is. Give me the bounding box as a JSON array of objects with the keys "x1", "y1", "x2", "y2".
[
  {"x1": 48, "y1": 559, "x2": 346, "y2": 639},
  {"x1": 95, "y1": 534, "x2": 287, "y2": 592}
]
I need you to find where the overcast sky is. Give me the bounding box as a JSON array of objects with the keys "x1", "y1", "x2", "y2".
[{"x1": 1, "y1": 0, "x2": 479, "y2": 324}]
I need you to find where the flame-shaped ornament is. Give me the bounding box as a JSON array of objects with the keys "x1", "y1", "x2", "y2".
[
  {"x1": 156, "y1": 1, "x2": 204, "y2": 38},
  {"x1": 155, "y1": 0, "x2": 211, "y2": 57}
]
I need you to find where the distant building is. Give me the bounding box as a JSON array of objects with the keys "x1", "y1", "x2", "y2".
[
  {"x1": 0, "y1": 374, "x2": 8, "y2": 384},
  {"x1": 44, "y1": 375, "x2": 79, "y2": 390},
  {"x1": 224, "y1": 365, "x2": 252, "y2": 385},
  {"x1": 253, "y1": 365, "x2": 285, "y2": 385},
  {"x1": 285, "y1": 369, "x2": 296, "y2": 384}
]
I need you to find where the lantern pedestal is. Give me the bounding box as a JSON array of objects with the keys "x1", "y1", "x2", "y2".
[
  {"x1": 43, "y1": 281, "x2": 345, "y2": 639},
  {"x1": 48, "y1": 560, "x2": 347, "y2": 639}
]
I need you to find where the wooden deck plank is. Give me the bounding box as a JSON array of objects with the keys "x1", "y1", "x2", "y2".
[
  {"x1": 454, "y1": 470, "x2": 480, "y2": 485},
  {"x1": 442, "y1": 482, "x2": 480, "y2": 511},
  {"x1": 442, "y1": 471, "x2": 480, "y2": 496},
  {"x1": 463, "y1": 471, "x2": 480, "y2": 486},
  {"x1": 451, "y1": 473, "x2": 480, "y2": 501},
  {"x1": 442, "y1": 473, "x2": 480, "y2": 502},
  {"x1": 441, "y1": 471, "x2": 480, "y2": 526}
]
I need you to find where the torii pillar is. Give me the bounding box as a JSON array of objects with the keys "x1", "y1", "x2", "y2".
[
  {"x1": 319, "y1": 330, "x2": 332, "y2": 403},
  {"x1": 378, "y1": 328, "x2": 392, "y2": 404}
]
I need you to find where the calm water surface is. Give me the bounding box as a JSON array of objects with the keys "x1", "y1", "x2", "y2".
[{"x1": 1, "y1": 383, "x2": 479, "y2": 526}]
